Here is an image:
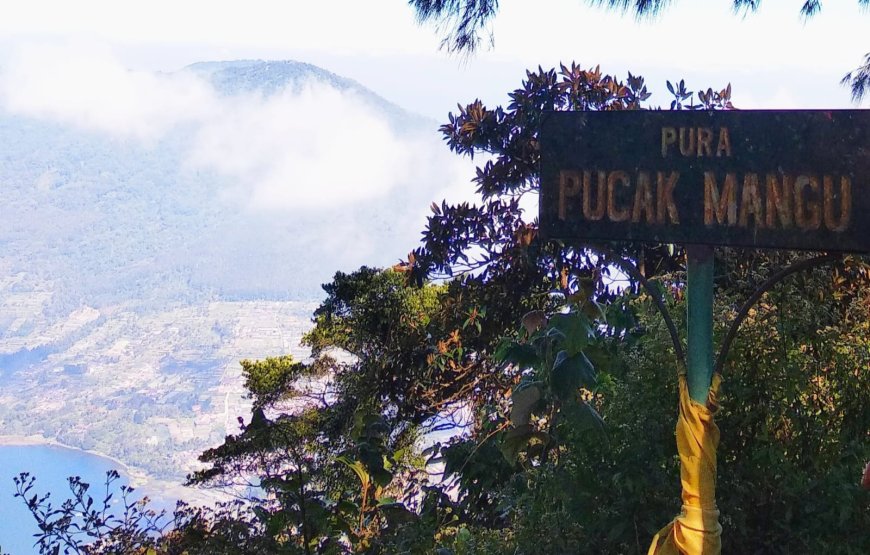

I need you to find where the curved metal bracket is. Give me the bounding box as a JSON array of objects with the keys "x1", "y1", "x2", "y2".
[
  {"x1": 594, "y1": 249, "x2": 840, "y2": 376},
  {"x1": 604, "y1": 250, "x2": 686, "y2": 371},
  {"x1": 713, "y1": 253, "x2": 842, "y2": 376}
]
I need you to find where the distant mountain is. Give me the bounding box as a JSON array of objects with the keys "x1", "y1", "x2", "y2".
[
  {"x1": 0, "y1": 59, "x2": 447, "y2": 310},
  {"x1": 185, "y1": 60, "x2": 424, "y2": 127},
  {"x1": 0, "y1": 60, "x2": 459, "y2": 481}
]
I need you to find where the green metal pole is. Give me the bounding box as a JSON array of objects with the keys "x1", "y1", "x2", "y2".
[{"x1": 686, "y1": 245, "x2": 714, "y2": 403}]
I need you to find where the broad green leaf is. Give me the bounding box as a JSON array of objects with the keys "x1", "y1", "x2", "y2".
[
  {"x1": 371, "y1": 466, "x2": 394, "y2": 488},
  {"x1": 337, "y1": 500, "x2": 359, "y2": 514},
  {"x1": 549, "y1": 312, "x2": 593, "y2": 355},
  {"x1": 500, "y1": 424, "x2": 533, "y2": 463},
  {"x1": 509, "y1": 383, "x2": 542, "y2": 426},
  {"x1": 552, "y1": 350, "x2": 597, "y2": 398},
  {"x1": 495, "y1": 340, "x2": 538, "y2": 368},
  {"x1": 562, "y1": 399, "x2": 606, "y2": 433},
  {"x1": 337, "y1": 456, "x2": 370, "y2": 489},
  {"x1": 457, "y1": 526, "x2": 473, "y2": 542}
]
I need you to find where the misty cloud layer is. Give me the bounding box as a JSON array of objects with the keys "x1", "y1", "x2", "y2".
[
  {"x1": 0, "y1": 44, "x2": 473, "y2": 304},
  {"x1": 0, "y1": 43, "x2": 464, "y2": 213}
]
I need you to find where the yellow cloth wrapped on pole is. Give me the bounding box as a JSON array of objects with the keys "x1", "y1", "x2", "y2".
[{"x1": 648, "y1": 373, "x2": 723, "y2": 555}]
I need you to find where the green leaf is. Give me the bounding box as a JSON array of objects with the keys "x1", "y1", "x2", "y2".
[
  {"x1": 457, "y1": 526, "x2": 473, "y2": 542},
  {"x1": 581, "y1": 299, "x2": 607, "y2": 322},
  {"x1": 371, "y1": 466, "x2": 394, "y2": 488},
  {"x1": 380, "y1": 502, "x2": 416, "y2": 525},
  {"x1": 252, "y1": 505, "x2": 270, "y2": 523},
  {"x1": 499, "y1": 425, "x2": 549, "y2": 463},
  {"x1": 510, "y1": 383, "x2": 542, "y2": 426},
  {"x1": 337, "y1": 456, "x2": 370, "y2": 489},
  {"x1": 500, "y1": 425, "x2": 533, "y2": 463},
  {"x1": 495, "y1": 340, "x2": 539, "y2": 368},
  {"x1": 337, "y1": 500, "x2": 359, "y2": 514},
  {"x1": 549, "y1": 312, "x2": 593, "y2": 355},
  {"x1": 562, "y1": 399, "x2": 606, "y2": 433},
  {"x1": 551, "y1": 350, "x2": 597, "y2": 398}
]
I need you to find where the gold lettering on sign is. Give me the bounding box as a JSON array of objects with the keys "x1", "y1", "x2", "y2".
[
  {"x1": 557, "y1": 169, "x2": 682, "y2": 225},
  {"x1": 794, "y1": 175, "x2": 821, "y2": 231},
  {"x1": 704, "y1": 172, "x2": 738, "y2": 226},
  {"x1": 679, "y1": 128, "x2": 695, "y2": 156},
  {"x1": 662, "y1": 127, "x2": 732, "y2": 158},
  {"x1": 657, "y1": 172, "x2": 680, "y2": 224},
  {"x1": 765, "y1": 174, "x2": 793, "y2": 229},
  {"x1": 661, "y1": 127, "x2": 677, "y2": 157},
  {"x1": 607, "y1": 171, "x2": 631, "y2": 222},
  {"x1": 632, "y1": 171, "x2": 656, "y2": 224},
  {"x1": 559, "y1": 170, "x2": 581, "y2": 220},
  {"x1": 716, "y1": 127, "x2": 732, "y2": 157},
  {"x1": 696, "y1": 128, "x2": 714, "y2": 157},
  {"x1": 584, "y1": 171, "x2": 607, "y2": 220},
  {"x1": 739, "y1": 173, "x2": 764, "y2": 228},
  {"x1": 703, "y1": 172, "x2": 850, "y2": 232},
  {"x1": 823, "y1": 176, "x2": 851, "y2": 232}
]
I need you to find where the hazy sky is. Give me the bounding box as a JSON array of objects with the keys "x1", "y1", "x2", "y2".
[
  {"x1": 0, "y1": 1, "x2": 867, "y2": 275},
  {"x1": 1, "y1": 0, "x2": 868, "y2": 118}
]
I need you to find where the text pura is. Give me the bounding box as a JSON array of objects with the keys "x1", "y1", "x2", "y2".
[{"x1": 661, "y1": 126, "x2": 732, "y2": 158}]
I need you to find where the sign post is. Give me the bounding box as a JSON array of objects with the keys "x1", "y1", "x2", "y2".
[
  {"x1": 686, "y1": 245, "x2": 714, "y2": 404},
  {"x1": 540, "y1": 109, "x2": 870, "y2": 554}
]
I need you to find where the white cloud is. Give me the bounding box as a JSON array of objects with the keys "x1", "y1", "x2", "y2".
[
  {"x1": 185, "y1": 84, "x2": 416, "y2": 210},
  {"x1": 0, "y1": 41, "x2": 470, "y2": 213},
  {"x1": 0, "y1": 42, "x2": 217, "y2": 141}
]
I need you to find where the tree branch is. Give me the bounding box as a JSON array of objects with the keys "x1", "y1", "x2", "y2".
[
  {"x1": 603, "y1": 249, "x2": 686, "y2": 370},
  {"x1": 713, "y1": 253, "x2": 841, "y2": 375}
]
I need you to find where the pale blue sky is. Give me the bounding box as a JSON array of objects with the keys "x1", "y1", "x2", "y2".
[{"x1": 0, "y1": 0, "x2": 868, "y2": 118}]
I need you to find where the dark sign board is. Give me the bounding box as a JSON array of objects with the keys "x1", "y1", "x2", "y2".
[{"x1": 539, "y1": 110, "x2": 870, "y2": 252}]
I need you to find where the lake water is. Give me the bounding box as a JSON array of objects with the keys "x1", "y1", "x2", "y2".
[{"x1": 0, "y1": 444, "x2": 149, "y2": 555}]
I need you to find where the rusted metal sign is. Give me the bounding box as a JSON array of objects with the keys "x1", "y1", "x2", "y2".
[{"x1": 539, "y1": 110, "x2": 870, "y2": 252}]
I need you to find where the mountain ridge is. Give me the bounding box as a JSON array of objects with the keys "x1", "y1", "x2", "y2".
[{"x1": 184, "y1": 59, "x2": 431, "y2": 129}]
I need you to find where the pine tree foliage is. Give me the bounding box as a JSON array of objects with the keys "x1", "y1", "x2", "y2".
[
  {"x1": 409, "y1": 0, "x2": 870, "y2": 101},
  {"x1": 842, "y1": 52, "x2": 870, "y2": 102}
]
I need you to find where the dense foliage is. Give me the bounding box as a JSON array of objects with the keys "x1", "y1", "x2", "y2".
[{"x1": 12, "y1": 63, "x2": 869, "y2": 554}]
